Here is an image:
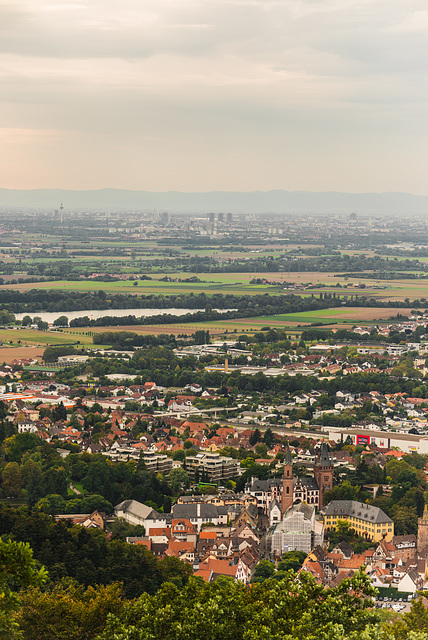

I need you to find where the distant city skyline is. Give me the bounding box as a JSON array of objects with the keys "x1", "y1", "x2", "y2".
[{"x1": 1, "y1": 1, "x2": 428, "y2": 194}]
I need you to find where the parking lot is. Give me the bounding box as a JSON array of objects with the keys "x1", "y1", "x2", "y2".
[{"x1": 374, "y1": 597, "x2": 412, "y2": 613}]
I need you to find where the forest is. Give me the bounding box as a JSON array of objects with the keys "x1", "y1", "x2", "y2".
[
  {"x1": 0, "y1": 431, "x2": 173, "y2": 513},
  {"x1": 0, "y1": 506, "x2": 190, "y2": 599},
  {"x1": 3, "y1": 538, "x2": 428, "y2": 640}
]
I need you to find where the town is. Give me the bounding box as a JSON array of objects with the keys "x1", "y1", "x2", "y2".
[
  {"x1": 3, "y1": 302, "x2": 428, "y2": 610},
  {"x1": 3, "y1": 0, "x2": 428, "y2": 635},
  {"x1": 2, "y1": 210, "x2": 428, "y2": 635}
]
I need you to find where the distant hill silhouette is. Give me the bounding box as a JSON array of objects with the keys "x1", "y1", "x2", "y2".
[{"x1": 0, "y1": 188, "x2": 427, "y2": 214}]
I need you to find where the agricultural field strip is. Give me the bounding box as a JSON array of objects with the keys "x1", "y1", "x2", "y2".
[
  {"x1": 0, "y1": 304, "x2": 400, "y2": 348},
  {"x1": 2, "y1": 276, "x2": 428, "y2": 299}
]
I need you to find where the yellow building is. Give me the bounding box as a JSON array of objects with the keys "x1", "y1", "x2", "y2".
[{"x1": 323, "y1": 500, "x2": 394, "y2": 542}]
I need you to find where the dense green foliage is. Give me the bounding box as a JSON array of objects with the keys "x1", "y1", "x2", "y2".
[
  {"x1": 0, "y1": 432, "x2": 173, "y2": 512},
  {"x1": 0, "y1": 537, "x2": 47, "y2": 640},
  {"x1": 16, "y1": 582, "x2": 125, "y2": 640},
  {"x1": 0, "y1": 506, "x2": 191, "y2": 598},
  {"x1": 92, "y1": 332, "x2": 180, "y2": 347},
  {"x1": 42, "y1": 346, "x2": 82, "y2": 363},
  {"x1": 0, "y1": 290, "x2": 339, "y2": 315},
  {"x1": 97, "y1": 569, "x2": 379, "y2": 640}
]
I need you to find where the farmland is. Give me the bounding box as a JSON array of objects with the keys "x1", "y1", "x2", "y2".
[
  {"x1": 0, "y1": 327, "x2": 95, "y2": 348},
  {"x1": 1, "y1": 218, "x2": 428, "y2": 345},
  {"x1": 0, "y1": 346, "x2": 44, "y2": 364},
  {"x1": 0, "y1": 306, "x2": 399, "y2": 350},
  {"x1": 1, "y1": 270, "x2": 428, "y2": 303},
  {"x1": 42, "y1": 306, "x2": 410, "y2": 344}
]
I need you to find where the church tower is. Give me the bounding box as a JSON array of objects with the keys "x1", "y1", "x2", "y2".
[
  {"x1": 418, "y1": 505, "x2": 428, "y2": 552},
  {"x1": 313, "y1": 443, "x2": 334, "y2": 509},
  {"x1": 281, "y1": 446, "x2": 294, "y2": 516}
]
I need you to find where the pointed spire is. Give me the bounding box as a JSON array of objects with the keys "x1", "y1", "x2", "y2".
[
  {"x1": 318, "y1": 442, "x2": 331, "y2": 467},
  {"x1": 284, "y1": 445, "x2": 292, "y2": 466}
]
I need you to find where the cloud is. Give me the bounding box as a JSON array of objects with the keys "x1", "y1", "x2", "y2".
[{"x1": 1, "y1": 0, "x2": 428, "y2": 191}]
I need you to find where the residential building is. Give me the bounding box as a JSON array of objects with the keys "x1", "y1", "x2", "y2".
[
  {"x1": 114, "y1": 499, "x2": 166, "y2": 531},
  {"x1": 171, "y1": 502, "x2": 228, "y2": 532},
  {"x1": 186, "y1": 451, "x2": 239, "y2": 482},
  {"x1": 141, "y1": 450, "x2": 172, "y2": 474}
]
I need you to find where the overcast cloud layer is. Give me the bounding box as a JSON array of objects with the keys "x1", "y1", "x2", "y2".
[{"x1": 1, "y1": 0, "x2": 428, "y2": 193}]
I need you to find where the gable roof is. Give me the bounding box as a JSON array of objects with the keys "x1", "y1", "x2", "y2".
[{"x1": 114, "y1": 499, "x2": 160, "y2": 521}]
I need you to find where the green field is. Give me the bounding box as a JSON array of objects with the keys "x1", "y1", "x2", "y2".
[
  {"x1": 5, "y1": 271, "x2": 428, "y2": 301},
  {"x1": 0, "y1": 328, "x2": 95, "y2": 347},
  {"x1": 1, "y1": 275, "x2": 277, "y2": 296},
  {"x1": 67, "y1": 482, "x2": 87, "y2": 497},
  {"x1": 4, "y1": 227, "x2": 428, "y2": 304}
]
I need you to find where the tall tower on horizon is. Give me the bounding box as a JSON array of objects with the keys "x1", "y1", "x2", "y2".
[
  {"x1": 281, "y1": 446, "x2": 294, "y2": 516},
  {"x1": 60, "y1": 201, "x2": 64, "y2": 225}
]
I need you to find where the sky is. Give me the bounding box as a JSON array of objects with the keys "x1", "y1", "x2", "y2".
[{"x1": 1, "y1": 0, "x2": 428, "y2": 193}]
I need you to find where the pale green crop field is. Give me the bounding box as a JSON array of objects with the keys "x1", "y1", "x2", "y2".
[
  {"x1": 3, "y1": 270, "x2": 428, "y2": 301},
  {"x1": 0, "y1": 275, "x2": 276, "y2": 296},
  {"x1": 0, "y1": 327, "x2": 94, "y2": 346}
]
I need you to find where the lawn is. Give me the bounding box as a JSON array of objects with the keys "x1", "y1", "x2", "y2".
[{"x1": 68, "y1": 482, "x2": 87, "y2": 497}]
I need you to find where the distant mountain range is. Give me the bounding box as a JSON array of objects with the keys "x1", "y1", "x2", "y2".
[{"x1": 0, "y1": 188, "x2": 427, "y2": 214}]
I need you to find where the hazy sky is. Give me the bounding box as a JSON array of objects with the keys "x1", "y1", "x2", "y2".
[{"x1": 1, "y1": 0, "x2": 428, "y2": 193}]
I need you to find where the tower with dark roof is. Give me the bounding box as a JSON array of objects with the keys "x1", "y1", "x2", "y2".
[
  {"x1": 281, "y1": 446, "x2": 293, "y2": 516},
  {"x1": 417, "y1": 505, "x2": 428, "y2": 552},
  {"x1": 313, "y1": 443, "x2": 334, "y2": 509}
]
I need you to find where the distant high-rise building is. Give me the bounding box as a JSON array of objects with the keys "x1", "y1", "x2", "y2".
[
  {"x1": 218, "y1": 212, "x2": 224, "y2": 223},
  {"x1": 208, "y1": 213, "x2": 215, "y2": 222},
  {"x1": 227, "y1": 213, "x2": 233, "y2": 223}
]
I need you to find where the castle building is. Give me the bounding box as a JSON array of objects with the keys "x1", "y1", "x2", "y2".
[
  {"x1": 245, "y1": 443, "x2": 334, "y2": 517},
  {"x1": 322, "y1": 500, "x2": 394, "y2": 542}
]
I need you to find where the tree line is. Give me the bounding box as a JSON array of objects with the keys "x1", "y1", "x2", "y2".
[{"x1": 0, "y1": 505, "x2": 191, "y2": 599}]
